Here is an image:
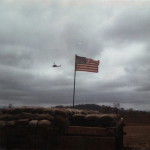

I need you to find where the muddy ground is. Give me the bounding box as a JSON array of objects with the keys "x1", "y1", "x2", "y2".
[{"x1": 124, "y1": 125, "x2": 150, "y2": 150}]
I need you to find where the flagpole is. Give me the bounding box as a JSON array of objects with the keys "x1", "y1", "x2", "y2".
[{"x1": 73, "y1": 55, "x2": 77, "y2": 108}]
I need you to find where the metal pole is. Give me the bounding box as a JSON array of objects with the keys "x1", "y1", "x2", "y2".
[{"x1": 73, "y1": 55, "x2": 77, "y2": 107}]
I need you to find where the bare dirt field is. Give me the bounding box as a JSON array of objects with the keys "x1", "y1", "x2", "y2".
[{"x1": 124, "y1": 125, "x2": 150, "y2": 150}]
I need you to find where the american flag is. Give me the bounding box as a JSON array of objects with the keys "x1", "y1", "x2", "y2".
[{"x1": 75, "y1": 55, "x2": 100, "y2": 73}]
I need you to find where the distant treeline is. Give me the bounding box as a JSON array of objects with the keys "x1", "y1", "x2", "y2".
[
  {"x1": 55, "y1": 104, "x2": 150, "y2": 125},
  {"x1": 55, "y1": 104, "x2": 150, "y2": 114}
]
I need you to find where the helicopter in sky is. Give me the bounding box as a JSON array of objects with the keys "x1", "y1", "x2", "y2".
[{"x1": 52, "y1": 63, "x2": 61, "y2": 67}]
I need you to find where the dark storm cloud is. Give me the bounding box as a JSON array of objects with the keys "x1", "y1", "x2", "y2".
[
  {"x1": 0, "y1": 0, "x2": 105, "y2": 59},
  {"x1": 0, "y1": 46, "x2": 33, "y2": 68},
  {"x1": 62, "y1": 22, "x2": 103, "y2": 58},
  {"x1": 98, "y1": 7, "x2": 150, "y2": 106},
  {"x1": 102, "y1": 8, "x2": 150, "y2": 44},
  {"x1": 0, "y1": 65, "x2": 73, "y2": 105},
  {"x1": 0, "y1": 1, "x2": 63, "y2": 49},
  {"x1": 0, "y1": 0, "x2": 150, "y2": 110},
  {"x1": 123, "y1": 49, "x2": 150, "y2": 93}
]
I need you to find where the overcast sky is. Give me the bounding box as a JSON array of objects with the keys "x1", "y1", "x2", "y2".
[{"x1": 0, "y1": 0, "x2": 150, "y2": 110}]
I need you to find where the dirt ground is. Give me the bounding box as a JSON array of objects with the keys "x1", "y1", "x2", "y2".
[{"x1": 124, "y1": 125, "x2": 150, "y2": 150}]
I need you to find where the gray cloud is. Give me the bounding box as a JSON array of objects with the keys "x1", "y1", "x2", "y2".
[
  {"x1": 0, "y1": 45, "x2": 33, "y2": 69},
  {"x1": 0, "y1": 0, "x2": 150, "y2": 110},
  {"x1": 102, "y1": 8, "x2": 150, "y2": 44}
]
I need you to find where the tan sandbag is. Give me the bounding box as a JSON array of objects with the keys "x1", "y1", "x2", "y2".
[
  {"x1": 65, "y1": 109, "x2": 75, "y2": 115},
  {"x1": 0, "y1": 121, "x2": 6, "y2": 128},
  {"x1": 99, "y1": 114, "x2": 119, "y2": 120},
  {"x1": 16, "y1": 119, "x2": 29, "y2": 125},
  {"x1": 71, "y1": 109, "x2": 84, "y2": 114},
  {"x1": 100, "y1": 116, "x2": 116, "y2": 127},
  {"x1": 9, "y1": 108, "x2": 24, "y2": 114},
  {"x1": 42, "y1": 108, "x2": 55, "y2": 115},
  {"x1": 38, "y1": 120, "x2": 51, "y2": 127},
  {"x1": 11, "y1": 113, "x2": 32, "y2": 120},
  {"x1": 0, "y1": 114, "x2": 15, "y2": 121},
  {"x1": 54, "y1": 108, "x2": 69, "y2": 117},
  {"x1": 1, "y1": 108, "x2": 13, "y2": 114},
  {"x1": 6, "y1": 120, "x2": 16, "y2": 126},
  {"x1": 86, "y1": 114, "x2": 101, "y2": 120},
  {"x1": 85, "y1": 114, "x2": 102, "y2": 127},
  {"x1": 32, "y1": 107, "x2": 46, "y2": 114},
  {"x1": 29, "y1": 120, "x2": 38, "y2": 126},
  {"x1": 35, "y1": 114, "x2": 54, "y2": 120},
  {"x1": 71, "y1": 114, "x2": 86, "y2": 126},
  {"x1": 17, "y1": 112, "x2": 34, "y2": 120}
]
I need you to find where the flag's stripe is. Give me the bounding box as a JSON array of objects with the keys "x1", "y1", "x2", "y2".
[
  {"x1": 86, "y1": 58, "x2": 99, "y2": 62},
  {"x1": 76, "y1": 68, "x2": 98, "y2": 72},
  {"x1": 76, "y1": 68, "x2": 98, "y2": 73},
  {"x1": 85, "y1": 59, "x2": 99, "y2": 64},
  {"x1": 76, "y1": 68, "x2": 98, "y2": 71},
  {"x1": 76, "y1": 67, "x2": 98, "y2": 70},
  {"x1": 85, "y1": 62, "x2": 99, "y2": 65},
  {"x1": 76, "y1": 66, "x2": 98, "y2": 70},
  {"x1": 76, "y1": 65, "x2": 99, "y2": 72},
  {"x1": 76, "y1": 64, "x2": 99, "y2": 68},
  {"x1": 75, "y1": 66, "x2": 99, "y2": 72},
  {"x1": 76, "y1": 65, "x2": 99, "y2": 69}
]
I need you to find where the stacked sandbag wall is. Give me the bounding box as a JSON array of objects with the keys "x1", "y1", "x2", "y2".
[{"x1": 0, "y1": 107, "x2": 121, "y2": 150}]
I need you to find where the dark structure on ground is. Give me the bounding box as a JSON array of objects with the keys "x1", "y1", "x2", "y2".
[{"x1": 0, "y1": 107, "x2": 125, "y2": 150}]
